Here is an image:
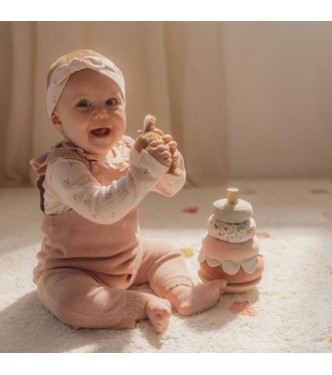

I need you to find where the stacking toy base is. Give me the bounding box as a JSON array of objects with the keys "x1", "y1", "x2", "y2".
[
  {"x1": 198, "y1": 255, "x2": 264, "y2": 293},
  {"x1": 198, "y1": 270, "x2": 261, "y2": 293}
]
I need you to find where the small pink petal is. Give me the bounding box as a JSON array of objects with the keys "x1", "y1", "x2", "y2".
[
  {"x1": 230, "y1": 300, "x2": 257, "y2": 317},
  {"x1": 182, "y1": 206, "x2": 199, "y2": 214}
]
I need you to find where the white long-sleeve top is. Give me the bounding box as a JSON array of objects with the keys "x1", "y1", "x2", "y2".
[{"x1": 42, "y1": 137, "x2": 186, "y2": 225}]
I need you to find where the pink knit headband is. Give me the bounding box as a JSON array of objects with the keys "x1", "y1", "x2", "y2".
[{"x1": 46, "y1": 55, "x2": 125, "y2": 118}]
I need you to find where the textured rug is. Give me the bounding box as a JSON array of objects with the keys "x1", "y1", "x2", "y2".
[{"x1": 0, "y1": 178, "x2": 331, "y2": 353}]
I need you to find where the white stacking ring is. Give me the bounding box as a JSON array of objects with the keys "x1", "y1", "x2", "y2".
[{"x1": 207, "y1": 216, "x2": 256, "y2": 243}]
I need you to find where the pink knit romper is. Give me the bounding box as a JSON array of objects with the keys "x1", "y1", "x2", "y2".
[{"x1": 30, "y1": 141, "x2": 192, "y2": 329}]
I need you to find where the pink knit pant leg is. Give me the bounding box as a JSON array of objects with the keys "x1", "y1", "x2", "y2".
[
  {"x1": 36, "y1": 268, "x2": 145, "y2": 329},
  {"x1": 134, "y1": 239, "x2": 193, "y2": 297}
]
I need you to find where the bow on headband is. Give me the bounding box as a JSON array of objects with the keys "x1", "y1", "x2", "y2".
[{"x1": 46, "y1": 55, "x2": 125, "y2": 118}]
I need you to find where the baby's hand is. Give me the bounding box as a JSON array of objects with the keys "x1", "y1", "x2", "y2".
[
  {"x1": 162, "y1": 134, "x2": 179, "y2": 163},
  {"x1": 146, "y1": 139, "x2": 172, "y2": 167},
  {"x1": 162, "y1": 134, "x2": 177, "y2": 152}
]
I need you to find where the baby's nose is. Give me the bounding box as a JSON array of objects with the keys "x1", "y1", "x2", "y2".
[{"x1": 94, "y1": 109, "x2": 109, "y2": 120}]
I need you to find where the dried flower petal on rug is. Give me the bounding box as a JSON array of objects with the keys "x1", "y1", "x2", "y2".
[
  {"x1": 182, "y1": 206, "x2": 199, "y2": 214},
  {"x1": 230, "y1": 300, "x2": 257, "y2": 317},
  {"x1": 180, "y1": 247, "x2": 195, "y2": 257},
  {"x1": 311, "y1": 188, "x2": 330, "y2": 194},
  {"x1": 256, "y1": 231, "x2": 270, "y2": 239}
]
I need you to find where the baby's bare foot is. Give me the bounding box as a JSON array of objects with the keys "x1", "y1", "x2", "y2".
[
  {"x1": 145, "y1": 295, "x2": 172, "y2": 333},
  {"x1": 165, "y1": 280, "x2": 227, "y2": 316}
]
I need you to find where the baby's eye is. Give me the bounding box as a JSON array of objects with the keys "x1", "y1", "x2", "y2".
[
  {"x1": 106, "y1": 98, "x2": 117, "y2": 106},
  {"x1": 77, "y1": 99, "x2": 91, "y2": 108}
]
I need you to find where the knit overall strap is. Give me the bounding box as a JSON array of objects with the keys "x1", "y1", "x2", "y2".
[{"x1": 30, "y1": 142, "x2": 91, "y2": 212}]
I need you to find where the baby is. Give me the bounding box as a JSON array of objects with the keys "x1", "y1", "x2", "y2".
[{"x1": 30, "y1": 49, "x2": 226, "y2": 333}]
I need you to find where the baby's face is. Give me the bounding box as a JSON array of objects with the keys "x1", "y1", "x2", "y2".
[{"x1": 52, "y1": 69, "x2": 126, "y2": 158}]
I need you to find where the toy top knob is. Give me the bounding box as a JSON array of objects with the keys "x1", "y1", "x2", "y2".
[
  {"x1": 227, "y1": 188, "x2": 239, "y2": 205},
  {"x1": 213, "y1": 188, "x2": 252, "y2": 223}
]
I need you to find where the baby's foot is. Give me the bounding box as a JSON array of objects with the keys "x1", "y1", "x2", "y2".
[
  {"x1": 145, "y1": 294, "x2": 172, "y2": 333},
  {"x1": 165, "y1": 280, "x2": 227, "y2": 316}
]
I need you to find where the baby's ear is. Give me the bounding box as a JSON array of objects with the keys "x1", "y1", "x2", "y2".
[{"x1": 51, "y1": 113, "x2": 64, "y2": 133}]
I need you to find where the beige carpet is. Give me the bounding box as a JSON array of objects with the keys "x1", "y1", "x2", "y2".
[{"x1": 0, "y1": 178, "x2": 331, "y2": 353}]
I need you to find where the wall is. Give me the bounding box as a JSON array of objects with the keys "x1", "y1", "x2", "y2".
[
  {"x1": 0, "y1": 22, "x2": 12, "y2": 182},
  {"x1": 221, "y1": 22, "x2": 332, "y2": 177}
]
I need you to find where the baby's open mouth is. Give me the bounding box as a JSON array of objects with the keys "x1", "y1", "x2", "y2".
[{"x1": 91, "y1": 128, "x2": 111, "y2": 137}]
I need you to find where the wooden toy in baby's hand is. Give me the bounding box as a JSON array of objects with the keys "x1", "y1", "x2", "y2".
[{"x1": 134, "y1": 114, "x2": 182, "y2": 176}]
